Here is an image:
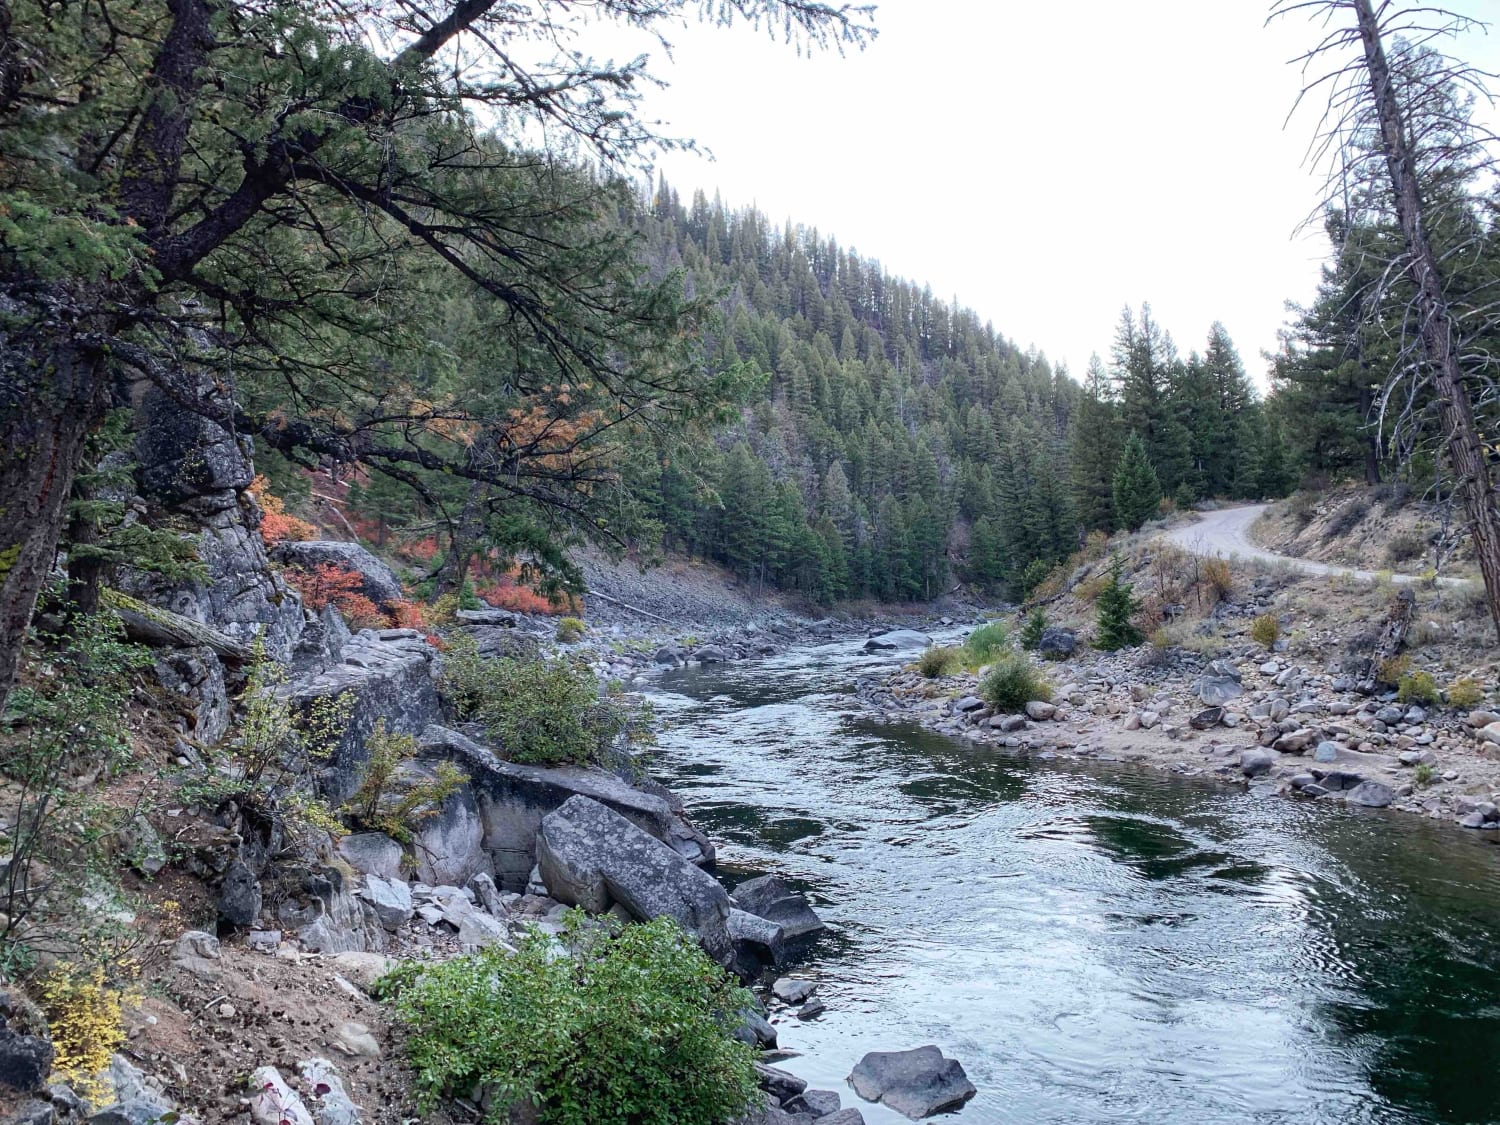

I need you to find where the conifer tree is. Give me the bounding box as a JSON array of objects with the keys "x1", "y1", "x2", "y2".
[
  {"x1": 1095, "y1": 556, "x2": 1143, "y2": 651},
  {"x1": 1112, "y1": 432, "x2": 1163, "y2": 531}
]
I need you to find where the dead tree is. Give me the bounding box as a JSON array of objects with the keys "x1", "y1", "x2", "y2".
[{"x1": 1274, "y1": 0, "x2": 1500, "y2": 638}]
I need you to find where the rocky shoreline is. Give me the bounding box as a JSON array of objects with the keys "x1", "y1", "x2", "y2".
[{"x1": 852, "y1": 623, "x2": 1500, "y2": 835}]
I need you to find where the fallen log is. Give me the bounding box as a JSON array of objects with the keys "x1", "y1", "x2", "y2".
[
  {"x1": 583, "y1": 588, "x2": 672, "y2": 624},
  {"x1": 102, "y1": 588, "x2": 255, "y2": 665}
]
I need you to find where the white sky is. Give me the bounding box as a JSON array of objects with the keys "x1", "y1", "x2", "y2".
[{"x1": 592, "y1": 0, "x2": 1500, "y2": 389}]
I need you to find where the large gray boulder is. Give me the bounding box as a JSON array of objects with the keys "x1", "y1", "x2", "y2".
[
  {"x1": 286, "y1": 632, "x2": 440, "y2": 804},
  {"x1": 419, "y1": 726, "x2": 715, "y2": 890},
  {"x1": 273, "y1": 540, "x2": 405, "y2": 609},
  {"x1": 864, "y1": 630, "x2": 932, "y2": 653},
  {"x1": 337, "y1": 832, "x2": 404, "y2": 880},
  {"x1": 732, "y1": 875, "x2": 826, "y2": 943},
  {"x1": 536, "y1": 796, "x2": 733, "y2": 966},
  {"x1": 1037, "y1": 627, "x2": 1077, "y2": 661},
  {"x1": 848, "y1": 1046, "x2": 976, "y2": 1119}
]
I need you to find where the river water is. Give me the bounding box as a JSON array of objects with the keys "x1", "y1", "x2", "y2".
[{"x1": 644, "y1": 637, "x2": 1500, "y2": 1125}]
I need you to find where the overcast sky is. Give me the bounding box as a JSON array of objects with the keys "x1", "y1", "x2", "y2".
[{"x1": 598, "y1": 0, "x2": 1500, "y2": 388}]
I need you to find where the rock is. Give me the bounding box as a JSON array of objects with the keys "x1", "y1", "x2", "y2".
[
  {"x1": 1375, "y1": 705, "x2": 1405, "y2": 724},
  {"x1": 536, "y1": 796, "x2": 733, "y2": 966},
  {"x1": 1272, "y1": 729, "x2": 1315, "y2": 754},
  {"x1": 816, "y1": 1112, "x2": 867, "y2": 1125},
  {"x1": 282, "y1": 867, "x2": 386, "y2": 955},
  {"x1": 0, "y1": 1029, "x2": 52, "y2": 1092},
  {"x1": 1024, "y1": 700, "x2": 1056, "y2": 722},
  {"x1": 1138, "y1": 710, "x2": 1160, "y2": 730},
  {"x1": 336, "y1": 833, "x2": 404, "y2": 880},
  {"x1": 847, "y1": 1046, "x2": 977, "y2": 1119},
  {"x1": 9, "y1": 1099, "x2": 51, "y2": 1125},
  {"x1": 1314, "y1": 741, "x2": 1341, "y2": 763},
  {"x1": 1467, "y1": 710, "x2": 1500, "y2": 728},
  {"x1": 1196, "y1": 675, "x2": 1244, "y2": 706},
  {"x1": 654, "y1": 647, "x2": 679, "y2": 665},
  {"x1": 992, "y1": 715, "x2": 1027, "y2": 732},
  {"x1": 1477, "y1": 722, "x2": 1500, "y2": 747},
  {"x1": 1317, "y1": 770, "x2": 1364, "y2": 792},
  {"x1": 1458, "y1": 811, "x2": 1489, "y2": 829},
  {"x1": 1346, "y1": 781, "x2": 1395, "y2": 808},
  {"x1": 329, "y1": 952, "x2": 394, "y2": 993},
  {"x1": 419, "y1": 726, "x2": 715, "y2": 888},
  {"x1": 299, "y1": 1058, "x2": 361, "y2": 1125},
  {"x1": 1189, "y1": 706, "x2": 1223, "y2": 731},
  {"x1": 755, "y1": 1063, "x2": 808, "y2": 1103},
  {"x1": 733, "y1": 1008, "x2": 778, "y2": 1049},
  {"x1": 251, "y1": 1066, "x2": 315, "y2": 1125},
  {"x1": 773, "y1": 977, "x2": 818, "y2": 1005},
  {"x1": 1036, "y1": 628, "x2": 1076, "y2": 661},
  {"x1": 218, "y1": 858, "x2": 263, "y2": 928},
  {"x1": 787, "y1": 1091, "x2": 841, "y2": 1117},
  {"x1": 171, "y1": 929, "x2": 223, "y2": 981},
  {"x1": 695, "y1": 646, "x2": 731, "y2": 664},
  {"x1": 408, "y1": 780, "x2": 487, "y2": 889},
  {"x1": 953, "y1": 696, "x2": 985, "y2": 714},
  {"x1": 357, "y1": 875, "x2": 413, "y2": 931},
  {"x1": 797, "y1": 997, "x2": 826, "y2": 1020},
  {"x1": 469, "y1": 871, "x2": 506, "y2": 917},
  {"x1": 272, "y1": 540, "x2": 404, "y2": 609},
  {"x1": 1240, "y1": 748, "x2": 1275, "y2": 778},
  {"x1": 728, "y1": 909, "x2": 787, "y2": 976},
  {"x1": 732, "y1": 876, "x2": 826, "y2": 943},
  {"x1": 863, "y1": 630, "x2": 932, "y2": 653},
  {"x1": 332, "y1": 1021, "x2": 381, "y2": 1058},
  {"x1": 1398, "y1": 749, "x2": 1437, "y2": 767}
]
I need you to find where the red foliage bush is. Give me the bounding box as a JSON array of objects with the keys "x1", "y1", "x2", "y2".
[
  {"x1": 287, "y1": 563, "x2": 391, "y2": 628},
  {"x1": 252, "y1": 475, "x2": 317, "y2": 546}
]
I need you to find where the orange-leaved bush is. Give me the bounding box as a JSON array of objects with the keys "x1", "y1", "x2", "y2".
[
  {"x1": 251, "y1": 475, "x2": 316, "y2": 547},
  {"x1": 287, "y1": 564, "x2": 389, "y2": 628}
]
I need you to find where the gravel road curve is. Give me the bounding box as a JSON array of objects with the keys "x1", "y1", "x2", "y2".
[{"x1": 1159, "y1": 503, "x2": 1459, "y2": 586}]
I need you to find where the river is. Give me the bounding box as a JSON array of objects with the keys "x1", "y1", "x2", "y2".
[{"x1": 643, "y1": 636, "x2": 1500, "y2": 1125}]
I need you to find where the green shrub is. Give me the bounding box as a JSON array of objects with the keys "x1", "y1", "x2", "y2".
[
  {"x1": 980, "y1": 652, "x2": 1053, "y2": 714},
  {"x1": 916, "y1": 646, "x2": 960, "y2": 678},
  {"x1": 1447, "y1": 677, "x2": 1485, "y2": 710},
  {"x1": 1413, "y1": 762, "x2": 1436, "y2": 788},
  {"x1": 555, "y1": 616, "x2": 587, "y2": 643},
  {"x1": 386, "y1": 914, "x2": 759, "y2": 1125},
  {"x1": 1384, "y1": 532, "x2": 1425, "y2": 567},
  {"x1": 1019, "y1": 608, "x2": 1047, "y2": 651},
  {"x1": 963, "y1": 621, "x2": 1009, "y2": 664},
  {"x1": 1017, "y1": 558, "x2": 1053, "y2": 599},
  {"x1": 441, "y1": 640, "x2": 628, "y2": 765},
  {"x1": 346, "y1": 720, "x2": 468, "y2": 843},
  {"x1": 1397, "y1": 669, "x2": 1439, "y2": 706},
  {"x1": 1249, "y1": 613, "x2": 1280, "y2": 649},
  {"x1": 1094, "y1": 555, "x2": 1142, "y2": 651}
]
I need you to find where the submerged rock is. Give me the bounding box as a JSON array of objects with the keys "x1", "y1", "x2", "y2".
[
  {"x1": 848, "y1": 1045, "x2": 976, "y2": 1119},
  {"x1": 864, "y1": 630, "x2": 932, "y2": 653},
  {"x1": 732, "y1": 875, "x2": 826, "y2": 943}
]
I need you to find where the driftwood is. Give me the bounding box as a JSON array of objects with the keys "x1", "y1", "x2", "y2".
[
  {"x1": 583, "y1": 588, "x2": 672, "y2": 624},
  {"x1": 102, "y1": 588, "x2": 255, "y2": 665},
  {"x1": 1354, "y1": 586, "x2": 1415, "y2": 692}
]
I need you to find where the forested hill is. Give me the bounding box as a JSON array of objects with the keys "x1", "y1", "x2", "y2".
[{"x1": 612, "y1": 182, "x2": 1289, "y2": 605}]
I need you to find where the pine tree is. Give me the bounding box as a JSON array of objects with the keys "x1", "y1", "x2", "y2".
[
  {"x1": 1095, "y1": 556, "x2": 1143, "y2": 650},
  {"x1": 1020, "y1": 608, "x2": 1047, "y2": 650},
  {"x1": 1070, "y1": 356, "x2": 1122, "y2": 530},
  {"x1": 1112, "y1": 431, "x2": 1163, "y2": 531}
]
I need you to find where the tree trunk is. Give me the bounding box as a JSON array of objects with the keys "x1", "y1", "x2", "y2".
[
  {"x1": 432, "y1": 479, "x2": 487, "y2": 599},
  {"x1": 1354, "y1": 0, "x2": 1500, "y2": 638},
  {"x1": 0, "y1": 344, "x2": 111, "y2": 713}
]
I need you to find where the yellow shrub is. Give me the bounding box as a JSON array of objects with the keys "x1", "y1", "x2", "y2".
[
  {"x1": 1249, "y1": 613, "x2": 1279, "y2": 648},
  {"x1": 1201, "y1": 558, "x2": 1233, "y2": 599},
  {"x1": 1376, "y1": 653, "x2": 1411, "y2": 687},
  {"x1": 1448, "y1": 677, "x2": 1485, "y2": 710},
  {"x1": 39, "y1": 966, "x2": 128, "y2": 1104},
  {"x1": 556, "y1": 616, "x2": 587, "y2": 643}
]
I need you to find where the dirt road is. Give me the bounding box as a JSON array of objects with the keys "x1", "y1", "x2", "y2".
[{"x1": 1160, "y1": 504, "x2": 1455, "y2": 585}]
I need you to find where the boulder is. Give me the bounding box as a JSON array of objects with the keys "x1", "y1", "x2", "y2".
[
  {"x1": 152, "y1": 645, "x2": 231, "y2": 743},
  {"x1": 953, "y1": 696, "x2": 985, "y2": 714},
  {"x1": 357, "y1": 875, "x2": 413, "y2": 932},
  {"x1": 1196, "y1": 675, "x2": 1244, "y2": 706},
  {"x1": 280, "y1": 868, "x2": 386, "y2": 954},
  {"x1": 728, "y1": 909, "x2": 787, "y2": 977},
  {"x1": 847, "y1": 1046, "x2": 976, "y2": 1119},
  {"x1": 787, "y1": 1090, "x2": 841, "y2": 1117},
  {"x1": 1478, "y1": 722, "x2": 1500, "y2": 747},
  {"x1": 336, "y1": 833, "x2": 404, "y2": 880},
  {"x1": 1024, "y1": 700, "x2": 1056, "y2": 722},
  {"x1": 299, "y1": 1058, "x2": 361, "y2": 1125},
  {"x1": 1239, "y1": 748, "x2": 1275, "y2": 778},
  {"x1": 420, "y1": 726, "x2": 714, "y2": 889},
  {"x1": 1346, "y1": 781, "x2": 1394, "y2": 808},
  {"x1": 733, "y1": 1007, "x2": 778, "y2": 1049},
  {"x1": 772, "y1": 977, "x2": 818, "y2": 1005},
  {"x1": 732, "y1": 876, "x2": 826, "y2": 943},
  {"x1": 218, "y1": 859, "x2": 263, "y2": 928},
  {"x1": 272, "y1": 540, "x2": 404, "y2": 609},
  {"x1": 1036, "y1": 628, "x2": 1076, "y2": 661},
  {"x1": 864, "y1": 630, "x2": 932, "y2": 653},
  {"x1": 1272, "y1": 729, "x2": 1316, "y2": 754},
  {"x1": 536, "y1": 796, "x2": 733, "y2": 966},
  {"x1": 695, "y1": 646, "x2": 731, "y2": 664},
  {"x1": 171, "y1": 929, "x2": 222, "y2": 980},
  {"x1": 407, "y1": 778, "x2": 488, "y2": 888},
  {"x1": 755, "y1": 1063, "x2": 807, "y2": 1103},
  {"x1": 1189, "y1": 706, "x2": 1223, "y2": 731},
  {"x1": 250, "y1": 1066, "x2": 314, "y2": 1125},
  {"x1": 1314, "y1": 741, "x2": 1341, "y2": 763},
  {"x1": 0, "y1": 1029, "x2": 52, "y2": 1093},
  {"x1": 816, "y1": 1112, "x2": 867, "y2": 1125}
]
